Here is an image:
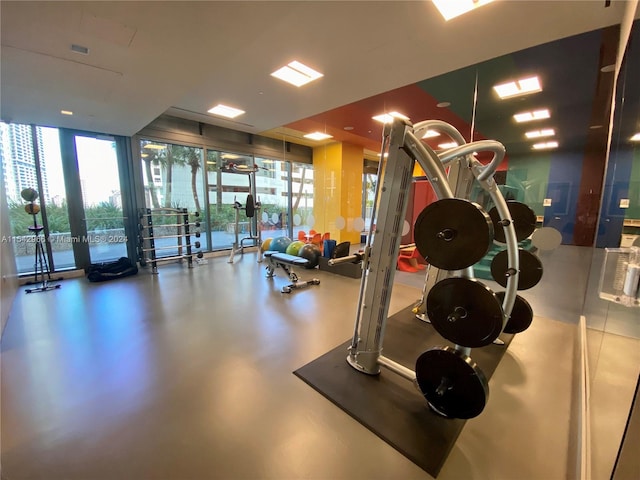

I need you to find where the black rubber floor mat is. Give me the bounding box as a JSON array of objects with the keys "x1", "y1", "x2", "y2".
[{"x1": 294, "y1": 305, "x2": 513, "y2": 477}]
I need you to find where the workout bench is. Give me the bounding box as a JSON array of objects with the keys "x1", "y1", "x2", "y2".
[{"x1": 264, "y1": 251, "x2": 320, "y2": 293}]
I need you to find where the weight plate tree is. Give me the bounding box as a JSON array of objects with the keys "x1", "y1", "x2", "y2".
[
  {"x1": 488, "y1": 201, "x2": 537, "y2": 243},
  {"x1": 426, "y1": 277, "x2": 504, "y2": 348},
  {"x1": 414, "y1": 198, "x2": 494, "y2": 270},
  {"x1": 415, "y1": 346, "x2": 489, "y2": 420},
  {"x1": 345, "y1": 118, "x2": 540, "y2": 420},
  {"x1": 495, "y1": 291, "x2": 534, "y2": 334},
  {"x1": 491, "y1": 249, "x2": 544, "y2": 290}
]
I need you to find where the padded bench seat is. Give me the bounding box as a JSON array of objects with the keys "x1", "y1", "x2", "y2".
[{"x1": 264, "y1": 250, "x2": 320, "y2": 293}]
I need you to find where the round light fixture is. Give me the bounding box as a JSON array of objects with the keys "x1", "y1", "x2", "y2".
[{"x1": 436, "y1": 101, "x2": 451, "y2": 108}]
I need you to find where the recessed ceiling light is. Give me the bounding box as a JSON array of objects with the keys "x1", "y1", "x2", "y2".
[
  {"x1": 343, "y1": 126, "x2": 354, "y2": 131},
  {"x1": 438, "y1": 142, "x2": 458, "y2": 149},
  {"x1": 432, "y1": 0, "x2": 494, "y2": 21},
  {"x1": 143, "y1": 144, "x2": 166, "y2": 150},
  {"x1": 631, "y1": 133, "x2": 640, "y2": 142},
  {"x1": 304, "y1": 132, "x2": 333, "y2": 141},
  {"x1": 600, "y1": 64, "x2": 615, "y2": 73},
  {"x1": 436, "y1": 101, "x2": 451, "y2": 108},
  {"x1": 532, "y1": 141, "x2": 558, "y2": 150},
  {"x1": 372, "y1": 111, "x2": 409, "y2": 124},
  {"x1": 514, "y1": 109, "x2": 550, "y2": 123},
  {"x1": 271, "y1": 61, "x2": 323, "y2": 87},
  {"x1": 60, "y1": 110, "x2": 73, "y2": 115},
  {"x1": 208, "y1": 104, "x2": 245, "y2": 119},
  {"x1": 221, "y1": 153, "x2": 241, "y2": 159},
  {"x1": 525, "y1": 128, "x2": 555, "y2": 139},
  {"x1": 422, "y1": 130, "x2": 440, "y2": 139},
  {"x1": 494, "y1": 76, "x2": 542, "y2": 99},
  {"x1": 590, "y1": 125, "x2": 603, "y2": 129}
]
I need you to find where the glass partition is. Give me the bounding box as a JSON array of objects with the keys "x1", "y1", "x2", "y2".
[{"x1": 582, "y1": 20, "x2": 640, "y2": 479}]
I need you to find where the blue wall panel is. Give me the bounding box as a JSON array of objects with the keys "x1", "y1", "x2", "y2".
[{"x1": 543, "y1": 152, "x2": 584, "y2": 244}]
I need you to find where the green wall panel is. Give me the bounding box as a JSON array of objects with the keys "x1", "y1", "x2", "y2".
[{"x1": 506, "y1": 154, "x2": 551, "y2": 216}]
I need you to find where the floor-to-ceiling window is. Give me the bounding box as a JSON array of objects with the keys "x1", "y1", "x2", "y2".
[
  {"x1": 208, "y1": 151, "x2": 255, "y2": 250},
  {"x1": 290, "y1": 161, "x2": 313, "y2": 239},
  {"x1": 1, "y1": 123, "x2": 74, "y2": 274},
  {"x1": 254, "y1": 156, "x2": 290, "y2": 240},
  {"x1": 139, "y1": 139, "x2": 206, "y2": 259},
  {"x1": 362, "y1": 171, "x2": 377, "y2": 234},
  {"x1": 75, "y1": 135, "x2": 128, "y2": 263},
  {"x1": 2, "y1": 123, "x2": 135, "y2": 273}
]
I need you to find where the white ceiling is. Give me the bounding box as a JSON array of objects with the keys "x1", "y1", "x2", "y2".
[{"x1": 0, "y1": 1, "x2": 634, "y2": 139}]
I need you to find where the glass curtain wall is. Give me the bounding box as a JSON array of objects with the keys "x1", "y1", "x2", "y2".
[
  {"x1": 1, "y1": 122, "x2": 74, "y2": 273},
  {"x1": 139, "y1": 139, "x2": 317, "y2": 253},
  {"x1": 75, "y1": 135, "x2": 128, "y2": 263},
  {"x1": 289, "y1": 161, "x2": 314, "y2": 240},
  {"x1": 139, "y1": 139, "x2": 206, "y2": 259},
  {"x1": 362, "y1": 172, "x2": 377, "y2": 233},
  {"x1": 208, "y1": 151, "x2": 254, "y2": 250},
  {"x1": 255, "y1": 156, "x2": 290, "y2": 240}
]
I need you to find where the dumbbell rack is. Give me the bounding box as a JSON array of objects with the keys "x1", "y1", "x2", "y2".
[
  {"x1": 344, "y1": 117, "x2": 531, "y2": 419},
  {"x1": 138, "y1": 208, "x2": 202, "y2": 274}
]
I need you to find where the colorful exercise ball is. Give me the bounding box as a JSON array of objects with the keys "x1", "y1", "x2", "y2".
[
  {"x1": 270, "y1": 236, "x2": 292, "y2": 253},
  {"x1": 24, "y1": 203, "x2": 40, "y2": 215},
  {"x1": 261, "y1": 237, "x2": 273, "y2": 252},
  {"x1": 20, "y1": 187, "x2": 38, "y2": 202},
  {"x1": 286, "y1": 240, "x2": 305, "y2": 256},
  {"x1": 298, "y1": 243, "x2": 321, "y2": 269}
]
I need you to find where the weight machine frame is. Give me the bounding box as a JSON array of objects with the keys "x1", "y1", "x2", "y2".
[
  {"x1": 342, "y1": 118, "x2": 521, "y2": 381},
  {"x1": 226, "y1": 164, "x2": 263, "y2": 264}
]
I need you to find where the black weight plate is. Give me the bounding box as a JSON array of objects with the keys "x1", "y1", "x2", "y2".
[
  {"x1": 415, "y1": 346, "x2": 489, "y2": 419},
  {"x1": 426, "y1": 277, "x2": 503, "y2": 348},
  {"x1": 245, "y1": 194, "x2": 255, "y2": 218},
  {"x1": 414, "y1": 198, "x2": 494, "y2": 270},
  {"x1": 488, "y1": 201, "x2": 537, "y2": 243},
  {"x1": 490, "y1": 249, "x2": 543, "y2": 290},
  {"x1": 495, "y1": 291, "x2": 534, "y2": 334}
]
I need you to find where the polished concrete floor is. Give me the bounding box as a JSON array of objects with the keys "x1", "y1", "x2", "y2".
[{"x1": 1, "y1": 246, "x2": 639, "y2": 479}]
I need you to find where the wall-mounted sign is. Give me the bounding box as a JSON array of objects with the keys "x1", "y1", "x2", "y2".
[
  {"x1": 543, "y1": 198, "x2": 552, "y2": 207},
  {"x1": 619, "y1": 198, "x2": 630, "y2": 208}
]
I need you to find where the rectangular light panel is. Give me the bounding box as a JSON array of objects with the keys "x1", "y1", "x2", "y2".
[
  {"x1": 432, "y1": 0, "x2": 494, "y2": 21},
  {"x1": 525, "y1": 128, "x2": 555, "y2": 139},
  {"x1": 303, "y1": 132, "x2": 333, "y2": 141},
  {"x1": 372, "y1": 111, "x2": 410, "y2": 124},
  {"x1": 514, "y1": 109, "x2": 550, "y2": 123},
  {"x1": 208, "y1": 104, "x2": 245, "y2": 118},
  {"x1": 494, "y1": 76, "x2": 542, "y2": 99},
  {"x1": 532, "y1": 141, "x2": 558, "y2": 150},
  {"x1": 271, "y1": 61, "x2": 323, "y2": 87}
]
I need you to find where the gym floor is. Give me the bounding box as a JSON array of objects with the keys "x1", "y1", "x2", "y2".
[{"x1": 1, "y1": 245, "x2": 638, "y2": 479}]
